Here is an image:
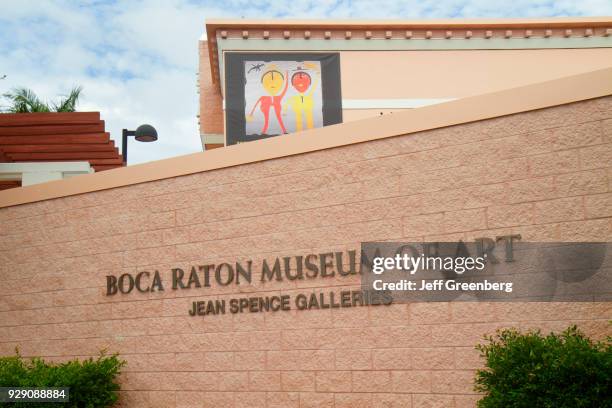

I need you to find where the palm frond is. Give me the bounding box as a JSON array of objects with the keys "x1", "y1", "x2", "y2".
[
  {"x1": 1, "y1": 86, "x2": 83, "y2": 113},
  {"x1": 52, "y1": 86, "x2": 83, "y2": 112},
  {"x1": 2, "y1": 87, "x2": 51, "y2": 113}
]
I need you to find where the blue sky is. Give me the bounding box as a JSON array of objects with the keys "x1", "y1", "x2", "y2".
[{"x1": 1, "y1": 0, "x2": 610, "y2": 164}]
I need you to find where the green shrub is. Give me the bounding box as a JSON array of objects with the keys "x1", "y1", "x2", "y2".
[
  {"x1": 475, "y1": 325, "x2": 611, "y2": 408},
  {"x1": 0, "y1": 350, "x2": 125, "y2": 408}
]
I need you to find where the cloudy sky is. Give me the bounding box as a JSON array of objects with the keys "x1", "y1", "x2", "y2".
[{"x1": 1, "y1": 1, "x2": 610, "y2": 164}]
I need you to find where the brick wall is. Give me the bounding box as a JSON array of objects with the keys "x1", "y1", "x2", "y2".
[
  {"x1": 0, "y1": 96, "x2": 611, "y2": 407},
  {"x1": 199, "y1": 40, "x2": 224, "y2": 150}
]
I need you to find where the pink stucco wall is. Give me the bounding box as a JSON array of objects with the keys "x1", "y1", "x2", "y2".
[{"x1": 1, "y1": 96, "x2": 611, "y2": 407}]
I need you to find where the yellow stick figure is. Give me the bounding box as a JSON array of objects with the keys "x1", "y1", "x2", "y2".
[{"x1": 284, "y1": 68, "x2": 320, "y2": 132}]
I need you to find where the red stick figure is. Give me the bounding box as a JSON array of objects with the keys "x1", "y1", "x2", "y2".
[{"x1": 246, "y1": 69, "x2": 289, "y2": 134}]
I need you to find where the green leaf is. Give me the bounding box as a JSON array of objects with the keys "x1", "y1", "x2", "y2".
[
  {"x1": 1, "y1": 86, "x2": 82, "y2": 113},
  {"x1": 474, "y1": 324, "x2": 612, "y2": 408},
  {"x1": 0, "y1": 349, "x2": 126, "y2": 407}
]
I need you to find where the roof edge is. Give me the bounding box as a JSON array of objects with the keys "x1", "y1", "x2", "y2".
[
  {"x1": 204, "y1": 17, "x2": 612, "y2": 85},
  {"x1": 1, "y1": 66, "x2": 612, "y2": 209},
  {"x1": 205, "y1": 17, "x2": 612, "y2": 29}
]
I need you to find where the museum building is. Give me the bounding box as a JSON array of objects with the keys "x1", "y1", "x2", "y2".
[{"x1": 1, "y1": 18, "x2": 612, "y2": 407}]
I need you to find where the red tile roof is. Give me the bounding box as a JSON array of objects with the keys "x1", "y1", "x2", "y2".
[{"x1": 0, "y1": 112, "x2": 123, "y2": 173}]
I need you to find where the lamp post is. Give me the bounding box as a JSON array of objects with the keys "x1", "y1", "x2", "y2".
[{"x1": 122, "y1": 124, "x2": 158, "y2": 165}]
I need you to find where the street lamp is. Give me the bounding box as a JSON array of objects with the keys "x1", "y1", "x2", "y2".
[{"x1": 122, "y1": 124, "x2": 158, "y2": 165}]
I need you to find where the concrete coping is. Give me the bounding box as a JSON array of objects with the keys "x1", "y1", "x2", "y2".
[{"x1": 0, "y1": 162, "x2": 93, "y2": 187}]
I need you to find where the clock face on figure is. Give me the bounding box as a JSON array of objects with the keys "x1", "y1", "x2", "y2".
[{"x1": 261, "y1": 70, "x2": 284, "y2": 96}]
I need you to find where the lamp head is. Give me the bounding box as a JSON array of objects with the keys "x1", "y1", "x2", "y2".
[{"x1": 135, "y1": 124, "x2": 158, "y2": 142}]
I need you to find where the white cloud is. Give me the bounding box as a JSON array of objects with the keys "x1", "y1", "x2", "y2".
[{"x1": 1, "y1": 0, "x2": 610, "y2": 164}]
